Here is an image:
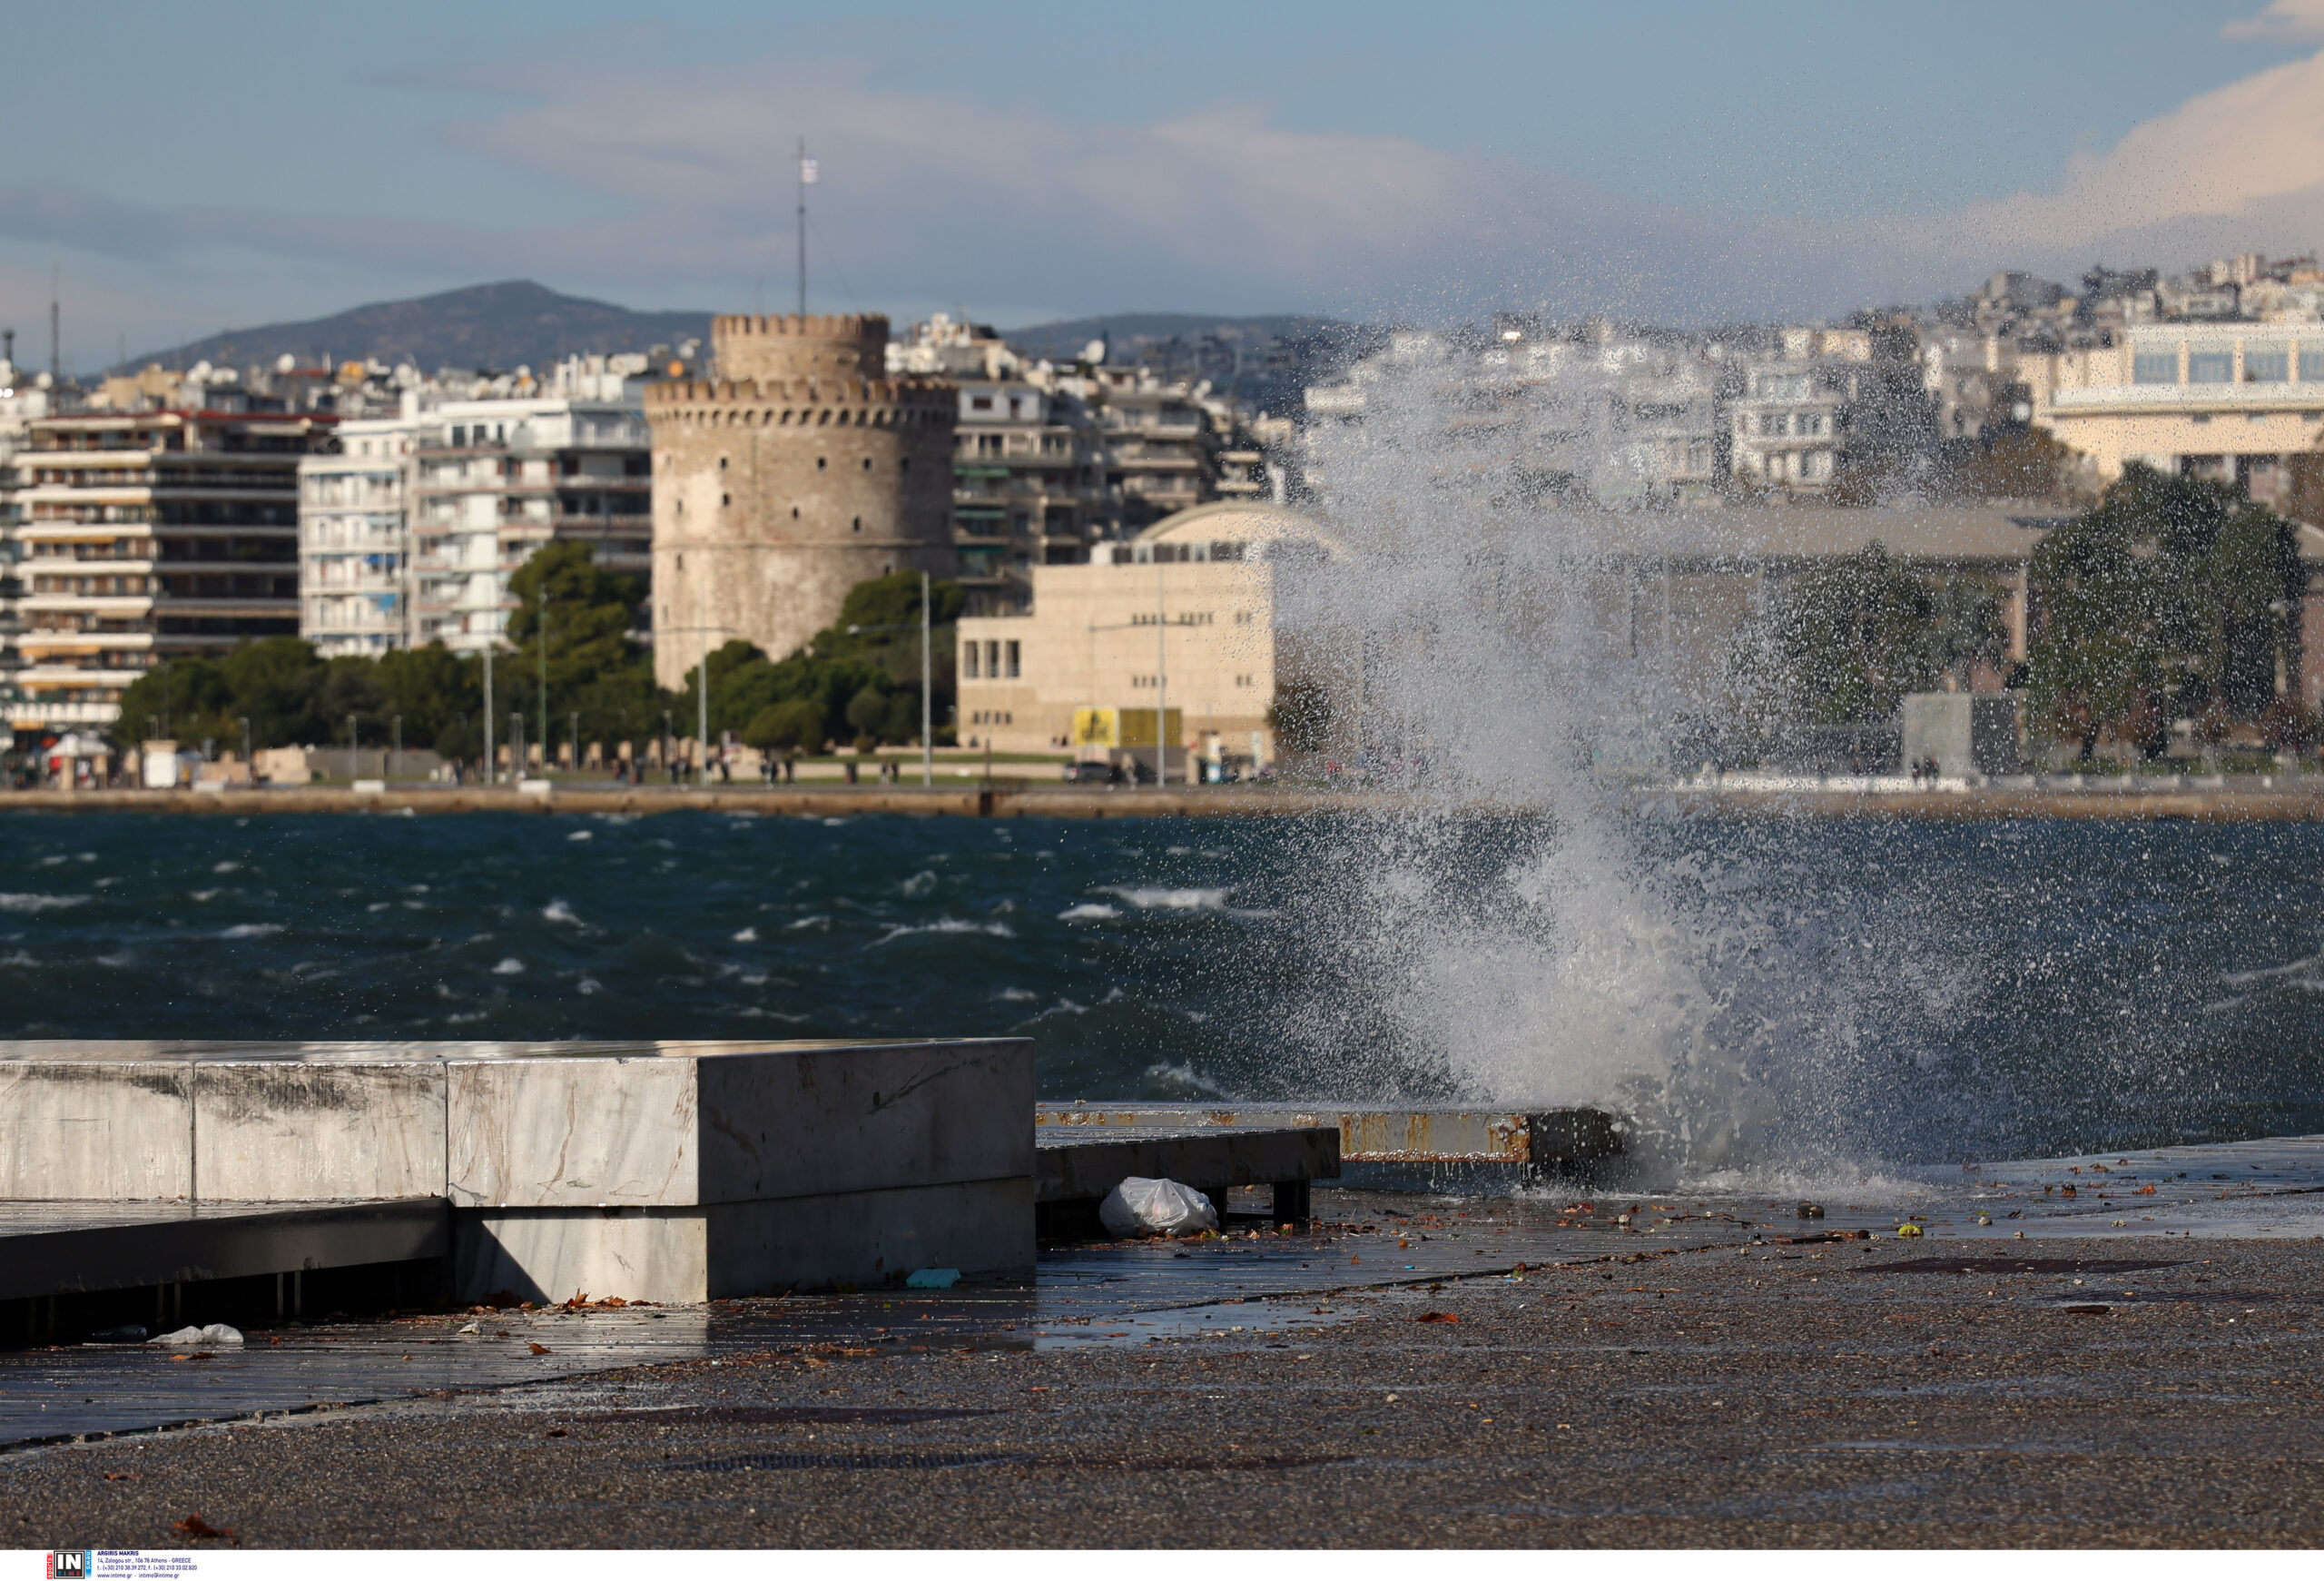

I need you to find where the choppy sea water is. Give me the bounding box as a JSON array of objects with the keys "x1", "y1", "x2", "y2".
[{"x1": 0, "y1": 809, "x2": 2319, "y2": 1170}]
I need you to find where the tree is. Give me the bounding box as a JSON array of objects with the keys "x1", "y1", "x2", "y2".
[
  {"x1": 1766, "y1": 543, "x2": 1940, "y2": 726},
  {"x1": 116, "y1": 656, "x2": 232, "y2": 746},
  {"x1": 219, "y1": 637, "x2": 331, "y2": 746},
  {"x1": 506, "y1": 542, "x2": 660, "y2": 743},
  {"x1": 679, "y1": 572, "x2": 967, "y2": 748},
  {"x1": 377, "y1": 643, "x2": 481, "y2": 753},
  {"x1": 844, "y1": 684, "x2": 891, "y2": 744},
  {"x1": 1267, "y1": 677, "x2": 1333, "y2": 755},
  {"x1": 1951, "y1": 427, "x2": 2087, "y2": 502},
  {"x1": 743, "y1": 698, "x2": 825, "y2": 754},
  {"x1": 2026, "y1": 464, "x2": 2301, "y2": 760}
]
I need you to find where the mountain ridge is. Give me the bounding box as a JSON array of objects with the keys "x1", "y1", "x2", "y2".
[{"x1": 125, "y1": 281, "x2": 715, "y2": 376}]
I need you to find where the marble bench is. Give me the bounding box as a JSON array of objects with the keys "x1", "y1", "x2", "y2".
[{"x1": 0, "y1": 1039, "x2": 1033, "y2": 1303}]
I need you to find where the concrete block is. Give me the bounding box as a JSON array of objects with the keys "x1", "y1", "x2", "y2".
[
  {"x1": 1899, "y1": 691, "x2": 2023, "y2": 777},
  {"x1": 447, "y1": 1055, "x2": 695, "y2": 1209},
  {"x1": 0, "y1": 1061, "x2": 191, "y2": 1200},
  {"x1": 455, "y1": 1178, "x2": 1035, "y2": 1303},
  {"x1": 195, "y1": 1062, "x2": 448, "y2": 1202},
  {"x1": 695, "y1": 1039, "x2": 1034, "y2": 1201},
  {"x1": 448, "y1": 1039, "x2": 1033, "y2": 1208},
  {"x1": 703, "y1": 1178, "x2": 1033, "y2": 1298}
]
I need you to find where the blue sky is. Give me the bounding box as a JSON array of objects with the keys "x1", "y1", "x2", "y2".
[{"x1": 8, "y1": 1, "x2": 2324, "y2": 360}]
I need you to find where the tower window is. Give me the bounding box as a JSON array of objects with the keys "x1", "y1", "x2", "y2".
[
  {"x1": 862, "y1": 457, "x2": 872, "y2": 470},
  {"x1": 818, "y1": 457, "x2": 827, "y2": 470},
  {"x1": 792, "y1": 506, "x2": 800, "y2": 519},
  {"x1": 722, "y1": 493, "x2": 730, "y2": 507},
  {"x1": 852, "y1": 517, "x2": 862, "y2": 532},
  {"x1": 718, "y1": 456, "x2": 728, "y2": 469}
]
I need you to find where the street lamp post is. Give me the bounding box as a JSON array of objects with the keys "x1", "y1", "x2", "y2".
[
  {"x1": 536, "y1": 586, "x2": 551, "y2": 776},
  {"x1": 482, "y1": 643, "x2": 496, "y2": 784},
  {"x1": 390, "y1": 715, "x2": 401, "y2": 781},
  {"x1": 238, "y1": 716, "x2": 251, "y2": 776},
  {"x1": 921, "y1": 571, "x2": 933, "y2": 787}
]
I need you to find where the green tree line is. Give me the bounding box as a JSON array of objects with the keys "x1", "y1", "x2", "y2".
[
  {"x1": 1754, "y1": 465, "x2": 2310, "y2": 760},
  {"x1": 114, "y1": 548, "x2": 966, "y2": 760}
]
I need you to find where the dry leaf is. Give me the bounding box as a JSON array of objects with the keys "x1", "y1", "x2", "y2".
[
  {"x1": 1414, "y1": 1311, "x2": 1461, "y2": 1324},
  {"x1": 528, "y1": 1341, "x2": 552, "y2": 1356},
  {"x1": 176, "y1": 1515, "x2": 232, "y2": 1540}
]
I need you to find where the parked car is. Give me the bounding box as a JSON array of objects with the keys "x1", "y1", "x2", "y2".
[{"x1": 1061, "y1": 760, "x2": 1118, "y2": 785}]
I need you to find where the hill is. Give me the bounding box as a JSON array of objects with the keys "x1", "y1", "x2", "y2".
[
  {"x1": 128, "y1": 281, "x2": 714, "y2": 376},
  {"x1": 995, "y1": 311, "x2": 1375, "y2": 416}
]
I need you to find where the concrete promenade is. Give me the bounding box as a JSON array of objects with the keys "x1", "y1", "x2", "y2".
[
  {"x1": 5, "y1": 1192, "x2": 2321, "y2": 1546},
  {"x1": 12, "y1": 780, "x2": 2324, "y2": 819}
]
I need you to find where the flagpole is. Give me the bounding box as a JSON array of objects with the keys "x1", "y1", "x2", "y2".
[{"x1": 796, "y1": 136, "x2": 808, "y2": 319}]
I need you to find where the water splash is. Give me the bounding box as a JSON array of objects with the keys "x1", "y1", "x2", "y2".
[{"x1": 1268, "y1": 336, "x2": 1784, "y2": 1174}]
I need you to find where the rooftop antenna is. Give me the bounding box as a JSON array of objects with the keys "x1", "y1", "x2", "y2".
[
  {"x1": 48, "y1": 265, "x2": 59, "y2": 384},
  {"x1": 796, "y1": 137, "x2": 817, "y2": 320}
]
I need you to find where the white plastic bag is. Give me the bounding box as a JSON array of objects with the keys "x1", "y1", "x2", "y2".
[
  {"x1": 1098, "y1": 1176, "x2": 1218, "y2": 1237},
  {"x1": 147, "y1": 1323, "x2": 242, "y2": 1348}
]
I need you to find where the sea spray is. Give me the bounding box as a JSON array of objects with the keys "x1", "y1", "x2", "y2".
[{"x1": 1265, "y1": 333, "x2": 1792, "y2": 1175}]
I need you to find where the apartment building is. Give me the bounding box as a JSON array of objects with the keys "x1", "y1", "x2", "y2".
[
  {"x1": 950, "y1": 377, "x2": 1099, "y2": 613},
  {"x1": 409, "y1": 398, "x2": 651, "y2": 650},
  {"x1": 298, "y1": 415, "x2": 418, "y2": 656},
  {"x1": 10, "y1": 405, "x2": 324, "y2": 728},
  {"x1": 1728, "y1": 330, "x2": 1864, "y2": 489},
  {"x1": 2024, "y1": 323, "x2": 2324, "y2": 502},
  {"x1": 1093, "y1": 371, "x2": 1222, "y2": 534}
]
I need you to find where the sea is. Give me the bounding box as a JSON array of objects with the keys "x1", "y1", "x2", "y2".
[{"x1": 1, "y1": 807, "x2": 2320, "y2": 1174}]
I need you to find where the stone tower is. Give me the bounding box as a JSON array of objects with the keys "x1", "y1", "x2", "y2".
[{"x1": 645, "y1": 313, "x2": 957, "y2": 688}]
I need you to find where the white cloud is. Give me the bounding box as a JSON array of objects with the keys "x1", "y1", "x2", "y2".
[
  {"x1": 2221, "y1": 1, "x2": 2324, "y2": 43},
  {"x1": 1876, "y1": 47, "x2": 2324, "y2": 274}
]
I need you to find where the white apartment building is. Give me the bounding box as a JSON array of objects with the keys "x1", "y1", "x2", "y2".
[
  {"x1": 408, "y1": 398, "x2": 651, "y2": 651},
  {"x1": 2025, "y1": 323, "x2": 2324, "y2": 502},
  {"x1": 1728, "y1": 330, "x2": 1868, "y2": 489},
  {"x1": 298, "y1": 415, "x2": 418, "y2": 656}
]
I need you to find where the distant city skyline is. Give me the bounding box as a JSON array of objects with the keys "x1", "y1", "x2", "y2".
[{"x1": 7, "y1": 1, "x2": 2324, "y2": 364}]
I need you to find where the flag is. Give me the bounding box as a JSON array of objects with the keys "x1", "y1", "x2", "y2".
[{"x1": 799, "y1": 157, "x2": 819, "y2": 185}]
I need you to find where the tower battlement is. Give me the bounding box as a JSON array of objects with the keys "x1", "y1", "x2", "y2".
[{"x1": 713, "y1": 313, "x2": 890, "y2": 383}]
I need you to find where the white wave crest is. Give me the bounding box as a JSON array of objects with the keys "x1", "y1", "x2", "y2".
[
  {"x1": 218, "y1": 923, "x2": 283, "y2": 939},
  {"x1": 1059, "y1": 903, "x2": 1121, "y2": 921},
  {"x1": 870, "y1": 918, "x2": 1017, "y2": 946},
  {"x1": 0, "y1": 894, "x2": 90, "y2": 913},
  {"x1": 1099, "y1": 886, "x2": 1230, "y2": 911},
  {"x1": 492, "y1": 957, "x2": 526, "y2": 975},
  {"x1": 542, "y1": 900, "x2": 583, "y2": 926},
  {"x1": 733, "y1": 926, "x2": 759, "y2": 943}
]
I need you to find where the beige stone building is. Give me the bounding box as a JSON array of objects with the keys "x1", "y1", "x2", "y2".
[
  {"x1": 2023, "y1": 325, "x2": 2324, "y2": 503},
  {"x1": 645, "y1": 314, "x2": 957, "y2": 687},
  {"x1": 954, "y1": 502, "x2": 1329, "y2": 770}
]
